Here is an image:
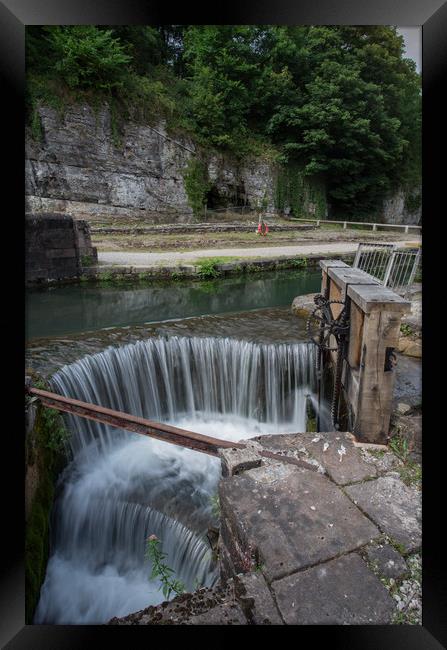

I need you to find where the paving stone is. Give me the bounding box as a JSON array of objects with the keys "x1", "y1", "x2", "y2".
[
  {"x1": 109, "y1": 582, "x2": 247, "y2": 625},
  {"x1": 272, "y1": 553, "x2": 396, "y2": 625},
  {"x1": 219, "y1": 441, "x2": 263, "y2": 477},
  {"x1": 255, "y1": 432, "x2": 378, "y2": 485},
  {"x1": 234, "y1": 572, "x2": 283, "y2": 625},
  {"x1": 186, "y1": 602, "x2": 248, "y2": 625},
  {"x1": 219, "y1": 462, "x2": 379, "y2": 583},
  {"x1": 365, "y1": 543, "x2": 408, "y2": 580},
  {"x1": 345, "y1": 476, "x2": 421, "y2": 552}
]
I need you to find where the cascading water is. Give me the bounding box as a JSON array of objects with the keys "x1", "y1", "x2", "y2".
[{"x1": 34, "y1": 335, "x2": 316, "y2": 624}]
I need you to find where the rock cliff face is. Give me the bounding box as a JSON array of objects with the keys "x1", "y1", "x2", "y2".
[
  {"x1": 382, "y1": 188, "x2": 421, "y2": 225},
  {"x1": 25, "y1": 105, "x2": 277, "y2": 223},
  {"x1": 25, "y1": 103, "x2": 420, "y2": 225}
]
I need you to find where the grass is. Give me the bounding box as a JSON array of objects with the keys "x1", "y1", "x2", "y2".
[
  {"x1": 388, "y1": 434, "x2": 421, "y2": 489},
  {"x1": 209, "y1": 494, "x2": 221, "y2": 519},
  {"x1": 91, "y1": 224, "x2": 416, "y2": 253}
]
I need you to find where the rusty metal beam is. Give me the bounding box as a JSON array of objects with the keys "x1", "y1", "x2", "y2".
[
  {"x1": 26, "y1": 387, "x2": 320, "y2": 472},
  {"x1": 27, "y1": 387, "x2": 245, "y2": 457}
]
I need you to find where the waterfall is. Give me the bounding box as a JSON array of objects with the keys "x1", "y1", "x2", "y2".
[{"x1": 34, "y1": 336, "x2": 316, "y2": 624}]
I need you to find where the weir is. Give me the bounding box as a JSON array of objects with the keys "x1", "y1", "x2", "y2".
[
  {"x1": 27, "y1": 262, "x2": 416, "y2": 625},
  {"x1": 30, "y1": 336, "x2": 317, "y2": 624}
]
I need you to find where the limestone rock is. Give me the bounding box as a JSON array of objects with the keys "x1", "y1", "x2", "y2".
[
  {"x1": 271, "y1": 553, "x2": 396, "y2": 624},
  {"x1": 345, "y1": 476, "x2": 421, "y2": 553},
  {"x1": 291, "y1": 293, "x2": 318, "y2": 317},
  {"x1": 365, "y1": 543, "x2": 408, "y2": 580}
]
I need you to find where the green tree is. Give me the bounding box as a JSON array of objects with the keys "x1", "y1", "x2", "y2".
[
  {"x1": 47, "y1": 26, "x2": 131, "y2": 91},
  {"x1": 266, "y1": 26, "x2": 420, "y2": 216}
]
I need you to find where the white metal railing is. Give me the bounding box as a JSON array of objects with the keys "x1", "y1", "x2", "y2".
[
  {"x1": 353, "y1": 242, "x2": 421, "y2": 296},
  {"x1": 353, "y1": 242, "x2": 397, "y2": 283},
  {"x1": 383, "y1": 248, "x2": 421, "y2": 295},
  {"x1": 289, "y1": 217, "x2": 421, "y2": 233}
]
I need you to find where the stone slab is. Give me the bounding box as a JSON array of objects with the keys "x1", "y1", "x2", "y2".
[
  {"x1": 365, "y1": 543, "x2": 408, "y2": 580},
  {"x1": 186, "y1": 602, "x2": 248, "y2": 625},
  {"x1": 219, "y1": 442, "x2": 263, "y2": 477},
  {"x1": 219, "y1": 462, "x2": 380, "y2": 583},
  {"x1": 234, "y1": 573, "x2": 283, "y2": 625},
  {"x1": 271, "y1": 553, "x2": 396, "y2": 625},
  {"x1": 345, "y1": 476, "x2": 421, "y2": 552},
  {"x1": 254, "y1": 432, "x2": 378, "y2": 485},
  {"x1": 109, "y1": 582, "x2": 248, "y2": 625}
]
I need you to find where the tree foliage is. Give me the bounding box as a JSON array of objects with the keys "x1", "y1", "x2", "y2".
[{"x1": 26, "y1": 24, "x2": 421, "y2": 217}]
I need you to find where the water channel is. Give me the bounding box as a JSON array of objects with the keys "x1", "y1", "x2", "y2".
[{"x1": 28, "y1": 270, "x2": 323, "y2": 624}]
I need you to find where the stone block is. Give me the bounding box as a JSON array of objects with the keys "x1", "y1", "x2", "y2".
[
  {"x1": 365, "y1": 543, "x2": 408, "y2": 580},
  {"x1": 45, "y1": 248, "x2": 77, "y2": 259},
  {"x1": 345, "y1": 476, "x2": 421, "y2": 552},
  {"x1": 298, "y1": 432, "x2": 378, "y2": 485},
  {"x1": 219, "y1": 443, "x2": 262, "y2": 477},
  {"x1": 254, "y1": 432, "x2": 377, "y2": 486},
  {"x1": 234, "y1": 572, "x2": 283, "y2": 625},
  {"x1": 219, "y1": 462, "x2": 380, "y2": 583},
  {"x1": 291, "y1": 293, "x2": 318, "y2": 317},
  {"x1": 186, "y1": 602, "x2": 247, "y2": 625},
  {"x1": 271, "y1": 553, "x2": 396, "y2": 624}
]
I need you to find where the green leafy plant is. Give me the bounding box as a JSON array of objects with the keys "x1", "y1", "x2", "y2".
[
  {"x1": 400, "y1": 323, "x2": 413, "y2": 337},
  {"x1": 196, "y1": 258, "x2": 221, "y2": 280},
  {"x1": 182, "y1": 157, "x2": 212, "y2": 217},
  {"x1": 80, "y1": 255, "x2": 95, "y2": 267},
  {"x1": 48, "y1": 26, "x2": 131, "y2": 92},
  {"x1": 292, "y1": 257, "x2": 307, "y2": 269},
  {"x1": 209, "y1": 493, "x2": 221, "y2": 519},
  {"x1": 389, "y1": 434, "x2": 409, "y2": 462},
  {"x1": 388, "y1": 434, "x2": 421, "y2": 488},
  {"x1": 99, "y1": 270, "x2": 115, "y2": 282},
  {"x1": 145, "y1": 535, "x2": 185, "y2": 600}
]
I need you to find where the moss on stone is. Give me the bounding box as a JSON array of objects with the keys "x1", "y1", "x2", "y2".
[{"x1": 25, "y1": 379, "x2": 68, "y2": 623}]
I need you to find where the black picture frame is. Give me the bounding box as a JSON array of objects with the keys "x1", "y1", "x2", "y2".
[{"x1": 3, "y1": 1, "x2": 446, "y2": 646}]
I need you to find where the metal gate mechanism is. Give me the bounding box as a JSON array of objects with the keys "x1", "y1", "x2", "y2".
[{"x1": 306, "y1": 294, "x2": 350, "y2": 430}]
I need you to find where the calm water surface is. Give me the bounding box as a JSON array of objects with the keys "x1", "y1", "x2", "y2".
[{"x1": 26, "y1": 269, "x2": 320, "y2": 340}]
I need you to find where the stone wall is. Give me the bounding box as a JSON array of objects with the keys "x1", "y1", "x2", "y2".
[
  {"x1": 25, "y1": 104, "x2": 419, "y2": 225},
  {"x1": 25, "y1": 105, "x2": 278, "y2": 223},
  {"x1": 25, "y1": 212, "x2": 97, "y2": 283},
  {"x1": 382, "y1": 187, "x2": 422, "y2": 225}
]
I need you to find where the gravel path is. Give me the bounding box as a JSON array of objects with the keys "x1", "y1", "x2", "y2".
[{"x1": 98, "y1": 240, "x2": 417, "y2": 267}]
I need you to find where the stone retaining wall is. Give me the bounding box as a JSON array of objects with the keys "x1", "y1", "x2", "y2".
[
  {"x1": 29, "y1": 253, "x2": 354, "y2": 288},
  {"x1": 25, "y1": 212, "x2": 97, "y2": 284},
  {"x1": 90, "y1": 223, "x2": 317, "y2": 235}
]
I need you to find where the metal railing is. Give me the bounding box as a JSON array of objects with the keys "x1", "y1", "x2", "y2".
[
  {"x1": 353, "y1": 242, "x2": 421, "y2": 296},
  {"x1": 383, "y1": 248, "x2": 421, "y2": 295},
  {"x1": 353, "y1": 242, "x2": 397, "y2": 282},
  {"x1": 289, "y1": 217, "x2": 421, "y2": 233}
]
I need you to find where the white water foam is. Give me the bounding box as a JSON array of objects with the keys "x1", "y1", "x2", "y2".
[{"x1": 34, "y1": 336, "x2": 316, "y2": 624}]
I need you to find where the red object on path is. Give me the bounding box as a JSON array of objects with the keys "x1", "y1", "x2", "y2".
[{"x1": 257, "y1": 218, "x2": 268, "y2": 236}]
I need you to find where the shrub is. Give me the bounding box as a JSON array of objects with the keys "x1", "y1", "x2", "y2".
[
  {"x1": 182, "y1": 158, "x2": 212, "y2": 217},
  {"x1": 48, "y1": 26, "x2": 131, "y2": 92}
]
